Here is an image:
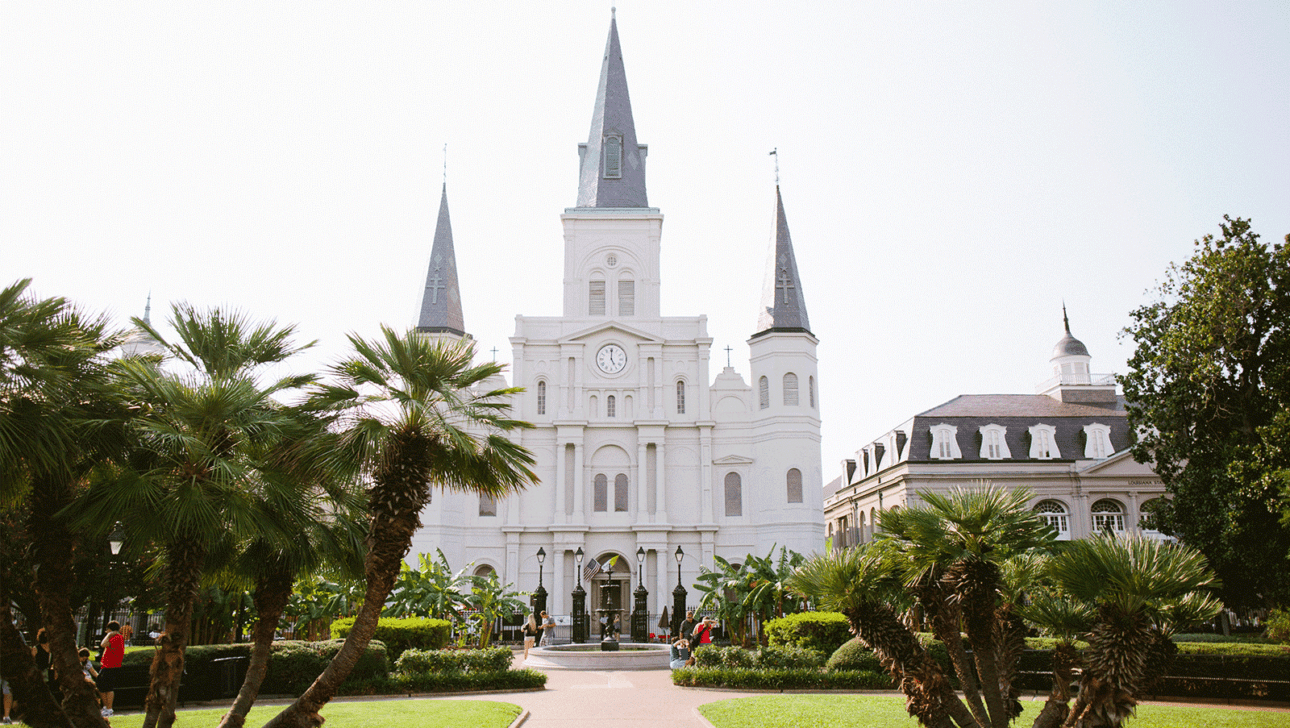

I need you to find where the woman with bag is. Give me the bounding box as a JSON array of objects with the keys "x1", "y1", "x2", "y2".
[{"x1": 521, "y1": 613, "x2": 538, "y2": 660}]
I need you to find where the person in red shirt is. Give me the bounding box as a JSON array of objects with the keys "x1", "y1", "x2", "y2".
[{"x1": 98, "y1": 621, "x2": 125, "y2": 717}]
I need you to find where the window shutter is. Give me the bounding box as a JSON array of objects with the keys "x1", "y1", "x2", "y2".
[
  {"x1": 589, "y1": 280, "x2": 606, "y2": 315},
  {"x1": 618, "y1": 279, "x2": 635, "y2": 316}
]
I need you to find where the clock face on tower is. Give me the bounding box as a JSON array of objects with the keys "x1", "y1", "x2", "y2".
[{"x1": 596, "y1": 344, "x2": 628, "y2": 374}]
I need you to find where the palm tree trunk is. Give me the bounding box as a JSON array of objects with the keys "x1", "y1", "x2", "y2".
[
  {"x1": 218, "y1": 570, "x2": 294, "y2": 728},
  {"x1": 263, "y1": 460, "x2": 427, "y2": 728},
  {"x1": 843, "y1": 603, "x2": 977, "y2": 728},
  {"x1": 28, "y1": 478, "x2": 109, "y2": 728},
  {"x1": 0, "y1": 579, "x2": 75, "y2": 728},
  {"x1": 920, "y1": 580, "x2": 989, "y2": 727},
  {"x1": 141, "y1": 537, "x2": 205, "y2": 728},
  {"x1": 957, "y1": 561, "x2": 1009, "y2": 728},
  {"x1": 1030, "y1": 642, "x2": 1077, "y2": 728}
]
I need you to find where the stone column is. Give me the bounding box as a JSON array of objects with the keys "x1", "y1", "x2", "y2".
[
  {"x1": 574, "y1": 442, "x2": 586, "y2": 524},
  {"x1": 551, "y1": 548, "x2": 564, "y2": 616},
  {"x1": 555, "y1": 440, "x2": 568, "y2": 524},
  {"x1": 636, "y1": 440, "x2": 647, "y2": 520},
  {"x1": 656, "y1": 441, "x2": 668, "y2": 523}
]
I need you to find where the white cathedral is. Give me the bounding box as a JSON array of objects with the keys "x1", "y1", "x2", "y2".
[{"x1": 407, "y1": 15, "x2": 825, "y2": 619}]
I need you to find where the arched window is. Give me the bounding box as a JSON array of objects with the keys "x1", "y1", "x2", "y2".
[
  {"x1": 1084, "y1": 424, "x2": 1112, "y2": 459},
  {"x1": 1091, "y1": 499, "x2": 1125, "y2": 534},
  {"x1": 724, "y1": 472, "x2": 742, "y2": 517},
  {"x1": 1139, "y1": 498, "x2": 1169, "y2": 539},
  {"x1": 931, "y1": 425, "x2": 960, "y2": 460},
  {"x1": 603, "y1": 135, "x2": 622, "y2": 178},
  {"x1": 783, "y1": 373, "x2": 799, "y2": 406},
  {"x1": 614, "y1": 474, "x2": 629, "y2": 512},
  {"x1": 1033, "y1": 500, "x2": 1069, "y2": 539},
  {"x1": 473, "y1": 564, "x2": 495, "y2": 577},
  {"x1": 676, "y1": 380, "x2": 686, "y2": 414},
  {"x1": 809, "y1": 376, "x2": 815, "y2": 408},
  {"x1": 758, "y1": 376, "x2": 769, "y2": 409},
  {"x1": 589, "y1": 280, "x2": 606, "y2": 316},
  {"x1": 536, "y1": 380, "x2": 547, "y2": 415},
  {"x1": 617, "y1": 279, "x2": 635, "y2": 316},
  {"x1": 978, "y1": 425, "x2": 1011, "y2": 459},
  {"x1": 1028, "y1": 424, "x2": 1060, "y2": 459},
  {"x1": 607, "y1": 395, "x2": 616, "y2": 418},
  {"x1": 786, "y1": 468, "x2": 803, "y2": 503},
  {"x1": 479, "y1": 493, "x2": 497, "y2": 517},
  {"x1": 593, "y1": 473, "x2": 608, "y2": 512}
]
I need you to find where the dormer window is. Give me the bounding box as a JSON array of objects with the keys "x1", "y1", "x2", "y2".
[
  {"x1": 603, "y1": 135, "x2": 622, "y2": 179},
  {"x1": 930, "y1": 424, "x2": 960, "y2": 460},
  {"x1": 979, "y1": 425, "x2": 1011, "y2": 460},
  {"x1": 1028, "y1": 424, "x2": 1060, "y2": 459},
  {"x1": 1084, "y1": 423, "x2": 1112, "y2": 459}
]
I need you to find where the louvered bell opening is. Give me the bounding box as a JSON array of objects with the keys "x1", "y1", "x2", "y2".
[
  {"x1": 603, "y1": 136, "x2": 622, "y2": 179},
  {"x1": 617, "y1": 279, "x2": 634, "y2": 316},
  {"x1": 589, "y1": 280, "x2": 606, "y2": 315}
]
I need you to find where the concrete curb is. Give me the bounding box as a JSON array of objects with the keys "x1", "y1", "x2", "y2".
[
  {"x1": 691, "y1": 706, "x2": 717, "y2": 728},
  {"x1": 508, "y1": 708, "x2": 531, "y2": 728}
]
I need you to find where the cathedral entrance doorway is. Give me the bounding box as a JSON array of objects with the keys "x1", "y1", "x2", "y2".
[{"x1": 588, "y1": 552, "x2": 631, "y2": 638}]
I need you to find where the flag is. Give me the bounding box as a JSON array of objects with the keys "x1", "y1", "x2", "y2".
[{"x1": 582, "y1": 558, "x2": 601, "y2": 582}]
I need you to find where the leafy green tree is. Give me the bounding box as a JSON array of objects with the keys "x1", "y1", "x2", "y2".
[
  {"x1": 77, "y1": 304, "x2": 317, "y2": 728},
  {"x1": 385, "y1": 549, "x2": 474, "y2": 620},
  {"x1": 264, "y1": 329, "x2": 537, "y2": 728},
  {"x1": 1120, "y1": 216, "x2": 1290, "y2": 609},
  {"x1": 463, "y1": 572, "x2": 529, "y2": 648}
]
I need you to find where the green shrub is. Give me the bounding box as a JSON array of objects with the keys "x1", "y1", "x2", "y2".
[
  {"x1": 755, "y1": 645, "x2": 825, "y2": 670},
  {"x1": 765, "y1": 612, "x2": 853, "y2": 655},
  {"x1": 1175, "y1": 632, "x2": 1274, "y2": 644},
  {"x1": 118, "y1": 639, "x2": 389, "y2": 696},
  {"x1": 395, "y1": 647, "x2": 512, "y2": 675},
  {"x1": 693, "y1": 644, "x2": 753, "y2": 668},
  {"x1": 330, "y1": 616, "x2": 450, "y2": 659},
  {"x1": 670, "y1": 666, "x2": 893, "y2": 690},
  {"x1": 1264, "y1": 610, "x2": 1290, "y2": 644},
  {"x1": 340, "y1": 668, "x2": 547, "y2": 695},
  {"x1": 1175, "y1": 642, "x2": 1289, "y2": 657},
  {"x1": 826, "y1": 637, "x2": 883, "y2": 673}
]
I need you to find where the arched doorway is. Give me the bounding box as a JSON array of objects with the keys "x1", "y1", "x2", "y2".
[{"x1": 588, "y1": 552, "x2": 632, "y2": 638}]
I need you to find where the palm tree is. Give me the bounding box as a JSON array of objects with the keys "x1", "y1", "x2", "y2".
[
  {"x1": 0, "y1": 279, "x2": 111, "y2": 728},
  {"x1": 881, "y1": 486, "x2": 1056, "y2": 728},
  {"x1": 216, "y1": 407, "x2": 367, "y2": 728},
  {"x1": 264, "y1": 328, "x2": 536, "y2": 728},
  {"x1": 76, "y1": 304, "x2": 317, "y2": 728},
  {"x1": 1043, "y1": 536, "x2": 1219, "y2": 728}
]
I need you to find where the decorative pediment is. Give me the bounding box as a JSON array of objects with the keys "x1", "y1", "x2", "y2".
[
  {"x1": 559, "y1": 321, "x2": 663, "y2": 345},
  {"x1": 1077, "y1": 449, "x2": 1158, "y2": 477},
  {"x1": 712, "y1": 454, "x2": 754, "y2": 466}
]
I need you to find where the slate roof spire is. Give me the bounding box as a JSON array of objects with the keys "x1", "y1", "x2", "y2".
[
  {"x1": 416, "y1": 184, "x2": 466, "y2": 336},
  {"x1": 575, "y1": 11, "x2": 648, "y2": 208},
  {"x1": 755, "y1": 186, "x2": 811, "y2": 336}
]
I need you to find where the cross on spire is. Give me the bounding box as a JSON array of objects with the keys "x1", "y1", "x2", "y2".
[
  {"x1": 724, "y1": 345, "x2": 733, "y2": 367},
  {"x1": 776, "y1": 266, "x2": 795, "y2": 304},
  {"x1": 769, "y1": 147, "x2": 779, "y2": 185},
  {"x1": 490, "y1": 346, "x2": 498, "y2": 361}
]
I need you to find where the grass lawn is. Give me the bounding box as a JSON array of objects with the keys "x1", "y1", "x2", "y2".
[
  {"x1": 699, "y1": 695, "x2": 1286, "y2": 728},
  {"x1": 103, "y1": 699, "x2": 521, "y2": 728}
]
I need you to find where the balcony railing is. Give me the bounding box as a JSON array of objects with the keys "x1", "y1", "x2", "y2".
[{"x1": 1034, "y1": 372, "x2": 1117, "y2": 394}]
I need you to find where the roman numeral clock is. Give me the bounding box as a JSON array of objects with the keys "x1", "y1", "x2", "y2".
[{"x1": 596, "y1": 344, "x2": 627, "y2": 374}]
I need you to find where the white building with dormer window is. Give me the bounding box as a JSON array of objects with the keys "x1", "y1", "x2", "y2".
[
  {"x1": 823, "y1": 308, "x2": 1169, "y2": 548},
  {"x1": 407, "y1": 14, "x2": 824, "y2": 620}
]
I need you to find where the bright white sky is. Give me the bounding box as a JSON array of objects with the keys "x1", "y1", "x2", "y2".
[{"x1": 3, "y1": 2, "x2": 1288, "y2": 481}]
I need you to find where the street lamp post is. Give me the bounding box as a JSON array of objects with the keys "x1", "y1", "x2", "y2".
[
  {"x1": 632, "y1": 547, "x2": 648, "y2": 642},
  {"x1": 533, "y1": 547, "x2": 548, "y2": 618},
  {"x1": 671, "y1": 545, "x2": 686, "y2": 640},
  {"x1": 571, "y1": 547, "x2": 588, "y2": 643}
]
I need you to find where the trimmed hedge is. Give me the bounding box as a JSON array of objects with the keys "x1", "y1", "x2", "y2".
[
  {"x1": 693, "y1": 645, "x2": 824, "y2": 671},
  {"x1": 395, "y1": 647, "x2": 512, "y2": 675},
  {"x1": 825, "y1": 638, "x2": 883, "y2": 673},
  {"x1": 330, "y1": 616, "x2": 450, "y2": 659},
  {"x1": 117, "y1": 639, "x2": 390, "y2": 697},
  {"x1": 671, "y1": 666, "x2": 893, "y2": 690},
  {"x1": 1174, "y1": 633, "x2": 1274, "y2": 644},
  {"x1": 341, "y1": 668, "x2": 547, "y2": 695},
  {"x1": 765, "y1": 612, "x2": 853, "y2": 656}
]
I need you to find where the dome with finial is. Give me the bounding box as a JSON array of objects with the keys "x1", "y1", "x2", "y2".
[{"x1": 1051, "y1": 304, "x2": 1089, "y2": 360}]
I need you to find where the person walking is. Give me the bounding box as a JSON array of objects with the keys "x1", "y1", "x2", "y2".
[
  {"x1": 538, "y1": 611, "x2": 555, "y2": 647},
  {"x1": 521, "y1": 613, "x2": 538, "y2": 660},
  {"x1": 97, "y1": 620, "x2": 125, "y2": 717}
]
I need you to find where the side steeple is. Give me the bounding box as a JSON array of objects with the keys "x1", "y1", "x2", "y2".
[
  {"x1": 575, "y1": 11, "x2": 648, "y2": 208},
  {"x1": 754, "y1": 187, "x2": 811, "y2": 336},
  {"x1": 416, "y1": 184, "x2": 466, "y2": 337}
]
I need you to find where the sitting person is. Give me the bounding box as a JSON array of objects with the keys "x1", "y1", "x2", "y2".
[
  {"x1": 78, "y1": 648, "x2": 98, "y2": 686},
  {"x1": 669, "y1": 637, "x2": 691, "y2": 670}
]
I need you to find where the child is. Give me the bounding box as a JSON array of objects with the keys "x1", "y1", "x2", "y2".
[{"x1": 78, "y1": 648, "x2": 99, "y2": 685}]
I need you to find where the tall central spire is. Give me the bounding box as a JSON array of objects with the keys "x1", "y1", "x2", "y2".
[
  {"x1": 416, "y1": 184, "x2": 465, "y2": 337},
  {"x1": 575, "y1": 12, "x2": 648, "y2": 208}
]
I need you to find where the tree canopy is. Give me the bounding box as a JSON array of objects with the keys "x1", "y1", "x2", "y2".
[{"x1": 1119, "y1": 215, "x2": 1290, "y2": 609}]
